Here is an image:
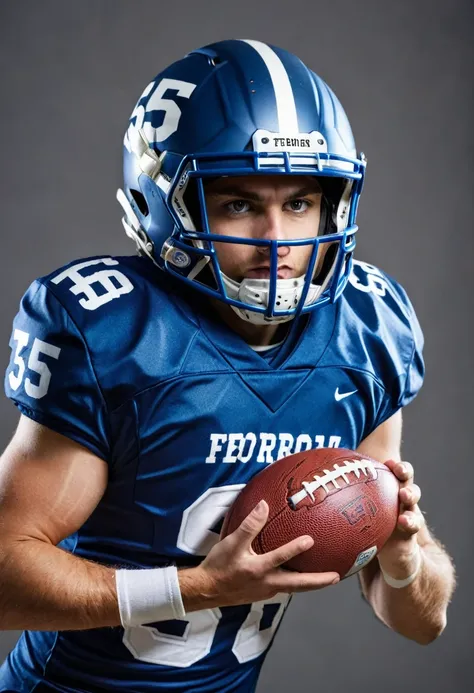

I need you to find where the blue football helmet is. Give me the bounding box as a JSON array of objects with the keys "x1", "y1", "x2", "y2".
[{"x1": 117, "y1": 39, "x2": 366, "y2": 324}]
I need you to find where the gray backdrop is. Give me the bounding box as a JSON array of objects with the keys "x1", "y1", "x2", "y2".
[{"x1": 0, "y1": 1, "x2": 472, "y2": 691}]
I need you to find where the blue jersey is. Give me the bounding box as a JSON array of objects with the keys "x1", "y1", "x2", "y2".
[{"x1": 1, "y1": 255, "x2": 423, "y2": 693}]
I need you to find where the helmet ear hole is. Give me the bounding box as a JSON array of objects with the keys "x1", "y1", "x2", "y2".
[
  {"x1": 314, "y1": 243, "x2": 338, "y2": 285},
  {"x1": 183, "y1": 179, "x2": 203, "y2": 230},
  {"x1": 130, "y1": 189, "x2": 149, "y2": 217},
  {"x1": 318, "y1": 177, "x2": 349, "y2": 236},
  {"x1": 317, "y1": 177, "x2": 347, "y2": 207}
]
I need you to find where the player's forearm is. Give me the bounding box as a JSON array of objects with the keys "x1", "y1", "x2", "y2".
[
  {"x1": 363, "y1": 539, "x2": 455, "y2": 645},
  {"x1": 0, "y1": 537, "x2": 120, "y2": 630}
]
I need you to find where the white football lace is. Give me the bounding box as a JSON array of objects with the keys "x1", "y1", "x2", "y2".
[{"x1": 288, "y1": 459, "x2": 377, "y2": 508}]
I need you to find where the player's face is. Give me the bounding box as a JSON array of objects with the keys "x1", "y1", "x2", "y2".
[{"x1": 204, "y1": 175, "x2": 323, "y2": 281}]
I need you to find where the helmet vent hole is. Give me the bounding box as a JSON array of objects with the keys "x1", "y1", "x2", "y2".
[
  {"x1": 209, "y1": 56, "x2": 223, "y2": 67},
  {"x1": 130, "y1": 189, "x2": 149, "y2": 217}
]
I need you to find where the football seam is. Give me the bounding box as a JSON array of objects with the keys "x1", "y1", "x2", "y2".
[{"x1": 287, "y1": 458, "x2": 380, "y2": 509}]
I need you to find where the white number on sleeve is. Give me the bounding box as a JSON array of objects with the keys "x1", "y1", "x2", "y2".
[
  {"x1": 8, "y1": 328, "x2": 29, "y2": 391},
  {"x1": 122, "y1": 486, "x2": 290, "y2": 668},
  {"x1": 8, "y1": 330, "x2": 61, "y2": 399},
  {"x1": 25, "y1": 338, "x2": 61, "y2": 399},
  {"x1": 51, "y1": 258, "x2": 134, "y2": 311},
  {"x1": 349, "y1": 260, "x2": 389, "y2": 296}
]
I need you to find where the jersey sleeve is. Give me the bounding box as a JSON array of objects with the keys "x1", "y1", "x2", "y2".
[
  {"x1": 4, "y1": 280, "x2": 110, "y2": 460},
  {"x1": 373, "y1": 282, "x2": 425, "y2": 430},
  {"x1": 397, "y1": 291, "x2": 424, "y2": 408}
]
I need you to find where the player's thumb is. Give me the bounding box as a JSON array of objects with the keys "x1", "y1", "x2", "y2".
[{"x1": 232, "y1": 500, "x2": 269, "y2": 548}]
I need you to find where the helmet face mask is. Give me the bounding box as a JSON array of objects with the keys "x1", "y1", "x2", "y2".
[{"x1": 117, "y1": 39, "x2": 366, "y2": 324}]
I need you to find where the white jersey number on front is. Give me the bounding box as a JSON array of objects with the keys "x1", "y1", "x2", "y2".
[{"x1": 122, "y1": 485, "x2": 290, "y2": 668}]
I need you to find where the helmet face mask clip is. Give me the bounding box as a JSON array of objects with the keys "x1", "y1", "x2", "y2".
[{"x1": 117, "y1": 39, "x2": 366, "y2": 324}]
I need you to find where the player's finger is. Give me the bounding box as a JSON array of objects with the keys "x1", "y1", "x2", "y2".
[
  {"x1": 398, "y1": 509, "x2": 423, "y2": 534},
  {"x1": 229, "y1": 500, "x2": 269, "y2": 548},
  {"x1": 396, "y1": 460, "x2": 414, "y2": 481},
  {"x1": 384, "y1": 459, "x2": 414, "y2": 482},
  {"x1": 269, "y1": 569, "x2": 340, "y2": 593},
  {"x1": 261, "y1": 535, "x2": 315, "y2": 570},
  {"x1": 400, "y1": 483, "x2": 421, "y2": 507}
]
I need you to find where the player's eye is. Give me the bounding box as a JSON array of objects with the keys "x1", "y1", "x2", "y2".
[
  {"x1": 225, "y1": 200, "x2": 251, "y2": 215},
  {"x1": 285, "y1": 199, "x2": 311, "y2": 213}
]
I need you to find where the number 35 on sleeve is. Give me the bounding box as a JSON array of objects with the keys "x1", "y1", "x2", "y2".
[{"x1": 8, "y1": 329, "x2": 61, "y2": 400}]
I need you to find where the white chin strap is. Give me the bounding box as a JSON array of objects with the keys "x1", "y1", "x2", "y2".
[{"x1": 222, "y1": 274, "x2": 322, "y2": 325}]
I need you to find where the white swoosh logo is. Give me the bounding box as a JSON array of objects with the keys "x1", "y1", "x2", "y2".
[{"x1": 335, "y1": 387, "x2": 357, "y2": 402}]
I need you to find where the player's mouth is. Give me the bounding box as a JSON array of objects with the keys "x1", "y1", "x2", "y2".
[{"x1": 246, "y1": 265, "x2": 293, "y2": 280}]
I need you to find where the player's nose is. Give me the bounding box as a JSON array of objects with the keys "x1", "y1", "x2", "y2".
[
  {"x1": 260, "y1": 208, "x2": 284, "y2": 239},
  {"x1": 257, "y1": 210, "x2": 290, "y2": 257}
]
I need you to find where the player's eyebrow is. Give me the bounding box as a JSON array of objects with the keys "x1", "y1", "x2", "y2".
[
  {"x1": 285, "y1": 186, "x2": 323, "y2": 199},
  {"x1": 206, "y1": 185, "x2": 322, "y2": 201}
]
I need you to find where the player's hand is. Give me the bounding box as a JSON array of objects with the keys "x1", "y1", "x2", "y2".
[
  {"x1": 376, "y1": 459, "x2": 425, "y2": 579},
  {"x1": 183, "y1": 500, "x2": 340, "y2": 611}
]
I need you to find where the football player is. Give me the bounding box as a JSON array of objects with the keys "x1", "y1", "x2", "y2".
[{"x1": 0, "y1": 40, "x2": 455, "y2": 692}]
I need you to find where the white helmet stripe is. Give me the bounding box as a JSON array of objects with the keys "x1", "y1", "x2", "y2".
[{"x1": 241, "y1": 39, "x2": 299, "y2": 133}]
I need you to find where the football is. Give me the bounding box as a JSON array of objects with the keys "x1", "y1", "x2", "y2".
[{"x1": 221, "y1": 447, "x2": 400, "y2": 578}]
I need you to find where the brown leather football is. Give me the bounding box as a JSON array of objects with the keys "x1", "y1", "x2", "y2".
[{"x1": 221, "y1": 447, "x2": 400, "y2": 578}]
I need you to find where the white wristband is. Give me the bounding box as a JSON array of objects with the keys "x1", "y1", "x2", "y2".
[
  {"x1": 380, "y1": 544, "x2": 423, "y2": 589},
  {"x1": 115, "y1": 566, "x2": 185, "y2": 627}
]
